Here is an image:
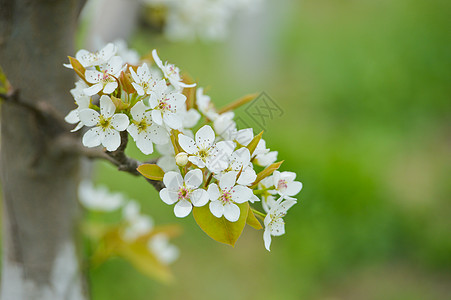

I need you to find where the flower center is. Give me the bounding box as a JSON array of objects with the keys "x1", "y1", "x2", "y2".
[
  {"x1": 158, "y1": 98, "x2": 172, "y2": 112},
  {"x1": 177, "y1": 186, "x2": 192, "y2": 201},
  {"x1": 98, "y1": 115, "x2": 111, "y2": 130},
  {"x1": 277, "y1": 179, "x2": 288, "y2": 191},
  {"x1": 135, "y1": 119, "x2": 149, "y2": 133},
  {"x1": 197, "y1": 148, "x2": 209, "y2": 161},
  {"x1": 220, "y1": 190, "x2": 232, "y2": 204}
]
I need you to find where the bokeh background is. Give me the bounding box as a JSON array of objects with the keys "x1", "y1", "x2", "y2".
[{"x1": 81, "y1": 0, "x2": 450, "y2": 299}]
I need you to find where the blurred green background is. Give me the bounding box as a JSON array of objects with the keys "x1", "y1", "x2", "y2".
[{"x1": 87, "y1": 0, "x2": 450, "y2": 299}]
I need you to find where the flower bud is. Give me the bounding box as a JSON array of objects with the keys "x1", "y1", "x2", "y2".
[{"x1": 175, "y1": 152, "x2": 188, "y2": 167}]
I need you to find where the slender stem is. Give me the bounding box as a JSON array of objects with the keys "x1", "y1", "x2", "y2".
[{"x1": 251, "y1": 208, "x2": 267, "y2": 219}]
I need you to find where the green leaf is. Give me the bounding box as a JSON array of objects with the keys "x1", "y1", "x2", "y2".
[
  {"x1": 110, "y1": 95, "x2": 130, "y2": 112},
  {"x1": 246, "y1": 207, "x2": 263, "y2": 230},
  {"x1": 117, "y1": 240, "x2": 174, "y2": 284},
  {"x1": 137, "y1": 164, "x2": 165, "y2": 180},
  {"x1": 218, "y1": 93, "x2": 258, "y2": 114},
  {"x1": 247, "y1": 131, "x2": 264, "y2": 155},
  {"x1": 251, "y1": 161, "x2": 284, "y2": 188},
  {"x1": 192, "y1": 202, "x2": 249, "y2": 246}
]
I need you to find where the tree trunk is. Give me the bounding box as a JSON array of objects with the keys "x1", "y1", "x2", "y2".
[{"x1": 0, "y1": 1, "x2": 87, "y2": 299}]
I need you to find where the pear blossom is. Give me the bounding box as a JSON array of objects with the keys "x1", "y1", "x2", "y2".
[
  {"x1": 180, "y1": 103, "x2": 201, "y2": 129},
  {"x1": 148, "y1": 80, "x2": 186, "y2": 129},
  {"x1": 64, "y1": 81, "x2": 91, "y2": 132},
  {"x1": 152, "y1": 49, "x2": 196, "y2": 91},
  {"x1": 272, "y1": 171, "x2": 303, "y2": 198},
  {"x1": 159, "y1": 169, "x2": 209, "y2": 218},
  {"x1": 207, "y1": 171, "x2": 253, "y2": 222},
  {"x1": 78, "y1": 180, "x2": 124, "y2": 212},
  {"x1": 263, "y1": 197, "x2": 297, "y2": 251},
  {"x1": 156, "y1": 142, "x2": 178, "y2": 172},
  {"x1": 75, "y1": 43, "x2": 117, "y2": 68},
  {"x1": 129, "y1": 63, "x2": 163, "y2": 96},
  {"x1": 127, "y1": 101, "x2": 169, "y2": 155},
  {"x1": 253, "y1": 139, "x2": 278, "y2": 167},
  {"x1": 178, "y1": 125, "x2": 235, "y2": 173},
  {"x1": 122, "y1": 201, "x2": 154, "y2": 241},
  {"x1": 196, "y1": 87, "x2": 218, "y2": 120},
  {"x1": 148, "y1": 233, "x2": 179, "y2": 264},
  {"x1": 84, "y1": 56, "x2": 123, "y2": 96},
  {"x1": 259, "y1": 176, "x2": 277, "y2": 213},
  {"x1": 216, "y1": 148, "x2": 256, "y2": 186},
  {"x1": 79, "y1": 95, "x2": 129, "y2": 151},
  {"x1": 214, "y1": 111, "x2": 236, "y2": 140},
  {"x1": 113, "y1": 39, "x2": 140, "y2": 65}
]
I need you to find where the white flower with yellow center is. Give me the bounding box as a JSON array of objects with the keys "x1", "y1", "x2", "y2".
[
  {"x1": 129, "y1": 63, "x2": 163, "y2": 96},
  {"x1": 84, "y1": 56, "x2": 123, "y2": 96},
  {"x1": 263, "y1": 197, "x2": 297, "y2": 251},
  {"x1": 178, "y1": 125, "x2": 235, "y2": 173},
  {"x1": 272, "y1": 171, "x2": 302, "y2": 198},
  {"x1": 207, "y1": 171, "x2": 253, "y2": 222},
  {"x1": 152, "y1": 49, "x2": 196, "y2": 91},
  {"x1": 159, "y1": 169, "x2": 209, "y2": 218},
  {"x1": 75, "y1": 43, "x2": 117, "y2": 68},
  {"x1": 79, "y1": 95, "x2": 129, "y2": 151},
  {"x1": 127, "y1": 101, "x2": 169, "y2": 155}
]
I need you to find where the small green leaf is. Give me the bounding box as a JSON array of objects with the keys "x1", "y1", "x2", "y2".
[
  {"x1": 218, "y1": 93, "x2": 258, "y2": 114},
  {"x1": 251, "y1": 161, "x2": 284, "y2": 188},
  {"x1": 110, "y1": 95, "x2": 130, "y2": 112},
  {"x1": 193, "y1": 202, "x2": 249, "y2": 246},
  {"x1": 246, "y1": 207, "x2": 263, "y2": 230},
  {"x1": 247, "y1": 131, "x2": 264, "y2": 155},
  {"x1": 117, "y1": 240, "x2": 174, "y2": 284},
  {"x1": 137, "y1": 164, "x2": 165, "y2": 181}
]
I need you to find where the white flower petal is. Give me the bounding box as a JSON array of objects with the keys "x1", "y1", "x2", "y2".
[
  {"x1": 100, "y1": 95, "x2": 116, "y2": 118},
  {"x1": 159, "y1": 188, "x2": 178, "y2": 205},
  {"x1": 78, "y1": 108, "x2": 99, "y2": 126},
  {"x1": 83, "y1": 83, "x2": 103, "y2": 96},
  {"x1": 163, "y1": 171, "x2": 183, "y2": 190},
  {"x1": 195, "y1": 125, "x2": 215, "y2": 149},
  {"x1": 130, "y1": 101, "x2": 146, "y2": 121},
  {"x1": 174, "y1": 199, "x2": 192, "y2": 218},
  {"x1": 190, "y1": 189, "x2": 209, "y2": 207},
  {"x1": 231, "y1": 185, "x2": 252, "y2": 204},
  {"x1": 152, "y1": 49, "x2": 164, "y2": 70},
  {"x1": 82, "y1": 127, "x2": 102, "y2": 148},
  {"x1": 178, "y1": 134, "x2": 197, "y2": 154},
  {"x1": 223, "y1": 203, "x2": 240, "y2": 222},
  {"x1": 136, "y1": 136, "x2": 154, "y2": 155},
  {"x1": 149, "y1": 124, "x2": 169, "y2": 145},
  {"x1": 102, "y1": 129, "x2": 121, "y2": 151},
  {"x1": 263, "y1": 228, "x2": 272, "y2": 251},
  {"x1": 188, "y1": 156, "x2": 205, "y2": 168},
  {"x1": 127, "y1": 124, "x2": 139, "y2": 141},
  {"x1": 103, "y1": 82, "x2": 118, "y2": 94},
  {"x1": 209, "y1": 200, "x2": 224, "y2": 218},
  {"x1": 219, "y1": 172, "x2": 237, "y2": 191},
  {"x1": 237, "y1": 168, "x2": 257, "y2": 186},
  {"x1": 85, "y1": 70, "x2": 101, "y2": 84},
  {"x1": 110, "y1": 113, "x2": 129, "y2": 131},
  {"x1": 184, "y1": 169, "x2": 203, "y2": 188},
  {"x1": 65, "y1": 109, "x2": 79, "y2": 124},
  {"x1": 151, "y1": 109, "x2": 163, "y2": 126},
  {"x1": 207, "y1": 183, "x2": 220, "y2": 201},
  {"x1": 163, "y1": 112, "x2": 182, "y2": 129},
  {"x1": 284, "y1": 181, "x2": 303, "y2": 196}
]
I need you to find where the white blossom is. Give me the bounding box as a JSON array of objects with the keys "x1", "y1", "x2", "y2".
[
  {"x1": 148, "y1": 80, "x2": 186, "y2": 129},
  {"x1": 253, "y1": 139, "x2": 278, "y2": 167},
  {"x1": 178, "y1": 125, "x2": 235, "y2": 173},
  {"x1": 156, "y1": 142, "x2": 178, "y2": 172},
  {"x1": 148, "y1": 233, "x2": 179, "y2": 264},
  {"x1": 127, "y1": 101, "x2": 169, "y2": 155},
  {"x1": 122, "y1": 201, "x2": 154, "y2": 241},
  {"x1": 272, "y1": 171, "x2": 303, "y2": 198},
  {"x1": 84, "y1": 56, "x2": 123, "y2": 96},
  {"x1": 207, "y1": 171, "x2": 252, "y2": 222},
  {"x1": 216, "y1": 147, "x2": 256, "y2": 186},
  {"x1": 129, "y1": 63, "x2": 163, "y2": 96},
  {"x1": 79, "y1": 95, "x2": 129, "y2": 151},
  {"x1": 263, "y1": 197, "x2": 296, "y2": 251},
  {"x1": 64, "y1": 80, "x2": 91, "y2": 132},
  {"x1": 75, "y1": 43, "x2": 117, "y2": 68},
  {"x1": 196, "y1": 87, "x2": 218, "y2": 120},
  {"x1": 78, "y1": 180, "x2": 124, "y2": 212},
  {"x1": 159, "y1": 169, "x2": 209, "y2": 218},
  {"x1": 152, "y1": 49, "x2": 196, "y2": 91}
]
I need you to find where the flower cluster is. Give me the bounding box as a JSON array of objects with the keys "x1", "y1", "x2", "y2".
[
  {"x1": 65, "y1": 41, "x2": 301, "y2": 251},
  {"x1": 78, "y1": 180, "x2": 179, "y2": 268},
  {"x1": 141, "y1": 0, "x2": 264, "y2": 41}
]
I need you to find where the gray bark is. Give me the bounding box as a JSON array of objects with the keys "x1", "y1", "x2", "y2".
[{"x1": 0, "y1": 1, "x2": 87, "y2": 299}]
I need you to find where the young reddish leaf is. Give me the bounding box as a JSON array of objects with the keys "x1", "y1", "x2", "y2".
[
  {"x1": 246, "y1": 207, "x2": 263, "y2": 230},
  {"x1": 137, "y1": 164, "x2": 165, "y2": 181},
  {"x1": 170, "y1": 129, "x2": 183, "y2": 154},
  {"x1": 218, "y1": 93, "x2": 258, "y2": 114},
  {"x1": 251, "y1": 161, "x2": 284, "y2": 188},
  {"x1": 247, "y1": 131, "x2": 264, "y2": 155},
  {"x1": 183, "y1": 84, "x2": 196, "y2": 110},
  {"x1": 68, "y1": 56, "x2": 88, "y2": 83},
  {"x1": 193, "y1": 202, "x2": 249, "y2": 247},
  {"x1": 110, "y1": 96, "x2": 130, "y2": 112},
  {"x1": 119, "y1": 71, "x2": 136, "y2": 94}
]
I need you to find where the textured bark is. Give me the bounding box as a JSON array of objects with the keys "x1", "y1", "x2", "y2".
[{"x1": 0, "y1": 1, "x2": 87, "y2": 299}]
